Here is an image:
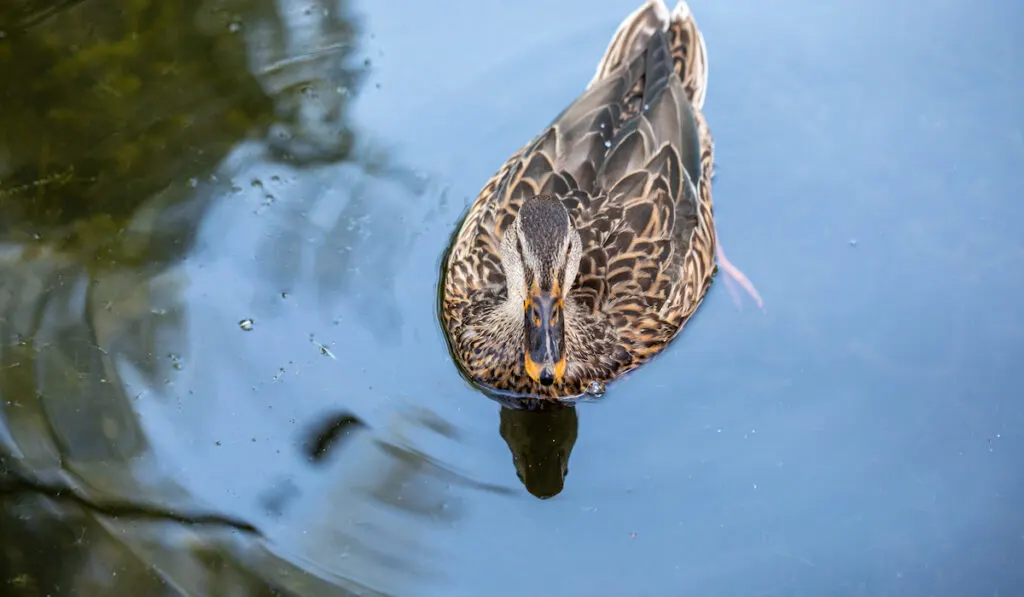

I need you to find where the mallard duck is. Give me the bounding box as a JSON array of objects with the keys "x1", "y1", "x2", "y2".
[{"x1": 440, "y1": 0, "x2": 759, "y2": 399}]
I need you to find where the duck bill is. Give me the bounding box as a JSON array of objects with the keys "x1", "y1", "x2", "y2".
[{"x1": 523, "y1": 290, "x2": 566, "y2": 387}]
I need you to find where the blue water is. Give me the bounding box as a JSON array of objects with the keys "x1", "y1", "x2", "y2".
[{"x1": 0, "y1": 0, "x2": 1022, "y2": 595}]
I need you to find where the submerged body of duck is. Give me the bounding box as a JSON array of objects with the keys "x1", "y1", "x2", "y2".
[{"x1": 441, "y1": 0, "x2": 756, "y2": 399}]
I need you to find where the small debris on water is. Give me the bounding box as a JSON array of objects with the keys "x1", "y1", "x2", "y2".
[
  {"x1": 310, "y1": 334, "x2": 336, "y2": 359},
  {"x1": 239, "y1": 319, "x2": 254, "y2": 331},
  {"x1": 848, "y1": 238, "x2": 858, "y2": 247},
  {"x1": 585, "y1": 380, "x2": 605, "y2": 397}
]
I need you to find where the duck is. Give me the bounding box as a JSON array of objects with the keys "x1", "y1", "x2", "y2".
[{"x1": 440, "y1": 0, "x2": 760, "y2": 399}]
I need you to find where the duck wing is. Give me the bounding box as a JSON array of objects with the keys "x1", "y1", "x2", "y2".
[{"x1": 449, "y1": 1, "x2": 711, "y2": 325}]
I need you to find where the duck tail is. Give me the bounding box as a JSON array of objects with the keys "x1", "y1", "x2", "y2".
[
  {"x1": 588, "y1": 0, "x2": 671, "y2": 89},
  {"x1": 667, "y1": 1, "x2": 709, "y2": 110},
  {"x1": 589, "y1": 1, "x2": 709, "y2": 110}
]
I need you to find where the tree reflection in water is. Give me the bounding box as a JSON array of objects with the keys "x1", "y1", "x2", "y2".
[{"x1": 0, "y1": 0, "x2": 475, "y2": 595}]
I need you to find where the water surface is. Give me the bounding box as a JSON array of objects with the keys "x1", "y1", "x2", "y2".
[{"x1": 1, "y1": 0, "x2": 1022, "y2": 595}]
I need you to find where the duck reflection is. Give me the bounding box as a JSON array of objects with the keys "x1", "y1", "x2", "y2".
[{"x1": 499, "y1": 402, "x2": 578, "y2": 499}]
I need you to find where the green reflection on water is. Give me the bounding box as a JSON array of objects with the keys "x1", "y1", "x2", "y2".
[
  {"x1": 0, "y1": 0, "x2": 272, "y2": 250},
  {"x1": 0, "y1": 1, "x2": 398, "y2": 595}
]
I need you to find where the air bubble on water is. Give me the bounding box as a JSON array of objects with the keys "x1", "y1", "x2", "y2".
[
  {"x1": 848, "y1": 238, "x2": 858, "y2": 247},
  {"x1": 230, "y1": 185, "x2": 243, "y2": 193},
  {"x1": 228, "y1": 22, "x2": 241, "y2": 33},
  {"x1": 239, "y1": 319, "x2": 254, "y2": 331},
  {"x1": 251, "y1": 179, "x2": 263, "y2": 190},
  {"x1": 603, "y1": 140, "x2": 612, "y2": 148},
  {"x1": 271, "y1": 175, "x2": 281, "y2": 183},
  {"x1": 188, "y1": 177, "x2": 198, "y2": 188},
  {"x1": 585, "y1": 381, "x2": 605, "y2": 397}
]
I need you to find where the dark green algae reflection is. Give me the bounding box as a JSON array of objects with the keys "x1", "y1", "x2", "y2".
[{"x1": 0, "y1": 0, "x2": 535, "y2": 594}]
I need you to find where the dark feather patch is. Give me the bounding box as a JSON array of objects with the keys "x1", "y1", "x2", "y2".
[{"x1": 519, "y1": 195, "x2": 571, "y2": 274}]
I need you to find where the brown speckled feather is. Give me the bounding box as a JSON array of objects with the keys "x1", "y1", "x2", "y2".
[{"x1": 442, "y1": 0, "x2": 717, "y2": 399}]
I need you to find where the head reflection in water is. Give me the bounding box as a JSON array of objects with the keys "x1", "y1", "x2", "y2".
[{"x1": 498, "y1": 403, "x2": 578, "y2": 499}]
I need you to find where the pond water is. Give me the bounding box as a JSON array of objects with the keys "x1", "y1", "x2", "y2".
[{"x1": 1, "y1": 0, "x2": 1022, "y2": 595}]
